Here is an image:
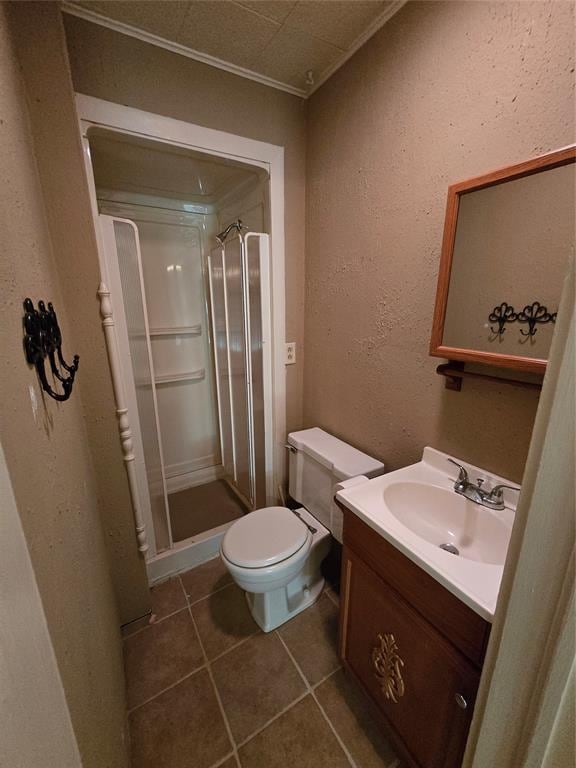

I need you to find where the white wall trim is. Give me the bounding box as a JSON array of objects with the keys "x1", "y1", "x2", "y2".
[
  {"x1": 62, "y1": 2, "x2": 307, "y2": 98},
  {"x1": 96, "y1": 277, "x2": 152, "y2": 556},
  {"x1": 61, "y1": 1, "x2": 407, "y2": 100},
  {"x1": 308, "y1": 1, "x2": 407, "y2": 94}
]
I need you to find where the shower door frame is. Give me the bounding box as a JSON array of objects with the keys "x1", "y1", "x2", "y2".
[
  {"x1": 76, "y1": 94, "x2": 286, "y2": 579},
  {"x1": 208, "y1": 232, "x2": 273, "y2": 510}
]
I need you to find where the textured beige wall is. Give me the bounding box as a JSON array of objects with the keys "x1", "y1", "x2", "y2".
[
  {"x1": 0, "y1": 5, "x2": 129, "y2": 766},
  {"x1": 9, "y1": 2, "x2": 150, "y2": 626},
  {"x1": 305, "y1": 0, "x2": 575, "y2": 483},
  {"x1": 0, "y1": 440, "x2": 81, "y2": 768},
  {"x1": 64, "y1": 13, "x2": 308, "y2": 434}
]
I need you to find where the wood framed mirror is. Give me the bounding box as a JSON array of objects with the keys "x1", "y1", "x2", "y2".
[{"x1": 430, "y1": 145, "x2": 575, "y2": 375}]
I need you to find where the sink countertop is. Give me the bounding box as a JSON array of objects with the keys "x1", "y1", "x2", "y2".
[{"x1": 335, "y1": 447, "x2": 517, "y2": 622}]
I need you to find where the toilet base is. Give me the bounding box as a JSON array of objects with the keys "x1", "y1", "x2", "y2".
[
  {"x1": 244, "y1": 508, "x2": 331, "y2": 632},
  {"x1": 245, "y1": 575, "x2": 326, "y2": 633}
]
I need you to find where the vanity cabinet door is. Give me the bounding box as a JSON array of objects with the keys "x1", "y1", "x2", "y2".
[{"x1": 341, "y1": 549, "x2": 480, "y2": 768}]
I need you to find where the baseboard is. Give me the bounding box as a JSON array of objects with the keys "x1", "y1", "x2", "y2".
[
  {"x1": 166, "y1": 463, "x2": 225, "y2": 493},
  {"x1": 146, "y1": 522, "x2": 230, "y2": 584}
]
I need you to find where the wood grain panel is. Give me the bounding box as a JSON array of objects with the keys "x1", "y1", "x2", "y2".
[
  {"x1": 341, "y1": 506, "x2": 491, "y2": 667},
  {"x1": 342, "y1": 549, "x2": 480, "y2": 768}
]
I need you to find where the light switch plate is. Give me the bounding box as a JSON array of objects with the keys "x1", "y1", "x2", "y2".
[{"x1": 285, "y1": 342, "x2": 296, "y2": 365}]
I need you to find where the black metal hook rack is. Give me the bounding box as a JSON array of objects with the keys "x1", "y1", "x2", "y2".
[
  {"x1": 488, "y1": 302, "x2": 517, "y2": 335},
  {"x1": 23, "y1": 298, "x2": 79, "y2": 401},
  {"x1": 516, "y1": 301, "x2": 557, "y2": 337},
  {"x1": 488, "y1": 301, "x2": 556, "y2": 338}
]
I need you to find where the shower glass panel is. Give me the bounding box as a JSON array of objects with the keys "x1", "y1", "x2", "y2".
[
  {"x1": 209, "y1": 232, "x2": 269, "y2": 508},
  {"x1": 246, "y1": 234, "x2": 266, "y2": 506},
  {"x1": 91, "y1": 128, "x2": 272, "y2": 556},
  {"x1": 112, "y1": 219, "x2": 171, "y2": 551},
  {"x1": 223, "y1": 237, "x2": 251, "y2": 503},
  {"x1": 209, "y1": 248, "x2": 235, "y2": 481}
]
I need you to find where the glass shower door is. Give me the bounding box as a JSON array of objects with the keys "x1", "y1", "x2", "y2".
[
  {"x1": 100, "y1": 215, "x2": 171, "y2": 555},
  {"x1": 208, "y1": 232, "x2": 269, "y2": 508}
]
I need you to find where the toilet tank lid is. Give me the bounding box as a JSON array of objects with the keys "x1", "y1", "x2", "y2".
[{"x1": 287, "y1": 428, "x2": 384, "y2": 480}]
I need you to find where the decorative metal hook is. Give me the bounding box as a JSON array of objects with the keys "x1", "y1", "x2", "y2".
[
  {"x1": 488, "y1": 302, "x2": 517, "y2": 336},
  {"x1": 23, "y1": 298, "x2": 79, "y2": 401},
  {"x1": 516, "y1": 301, "x2": 556, "y2": 337}
]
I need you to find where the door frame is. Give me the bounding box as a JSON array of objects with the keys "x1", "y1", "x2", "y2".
[{"x1": 75, "y1": 94, "x2": 286, "y2": 574}]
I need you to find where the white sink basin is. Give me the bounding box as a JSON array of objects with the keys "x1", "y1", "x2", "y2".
[
  {"x1": 336, "y1": 447, "x2": 518, "y2": 620},
  {"x1": 383, "y1": 482, "x2": 511, "y2": 565}
]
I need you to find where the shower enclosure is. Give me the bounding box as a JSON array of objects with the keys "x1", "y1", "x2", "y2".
[{"x1": 88, "y1": 129, "x2": 274, "y2": 566}]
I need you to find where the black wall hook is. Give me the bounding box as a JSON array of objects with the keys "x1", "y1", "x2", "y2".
[
  {"x1": 23, "y1": 298, "x2": 79, "y2": 401},
  {"x1": 517, "y1": 301, "x2": 556, "y2": 337},
  {"x1": 488, "y1": 302, "x2": 517, "y2": 336}
]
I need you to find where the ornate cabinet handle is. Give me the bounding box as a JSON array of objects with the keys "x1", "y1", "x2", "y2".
[{"x1": 372, "y1": 633, "x2": 405, "y2": 703}]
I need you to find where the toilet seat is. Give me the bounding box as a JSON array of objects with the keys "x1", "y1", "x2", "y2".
[{"x1": 222, "y1": 506, "x2": 309, "y2": 568}]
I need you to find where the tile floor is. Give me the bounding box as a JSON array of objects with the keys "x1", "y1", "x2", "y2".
[{"x1": 123, "y1": 557, "x2": 401, "y2": 768}]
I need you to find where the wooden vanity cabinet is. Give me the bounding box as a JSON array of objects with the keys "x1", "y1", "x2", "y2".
[{"x1": 338, "y1": 508, "x2": 491, "y2": 768}]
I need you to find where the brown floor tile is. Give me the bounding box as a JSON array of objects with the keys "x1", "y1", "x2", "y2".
[
  {"x1": 212, "y1": 632, "x2": 306, "y2": 744},
  {"x1": 316, "y1": 669, "x2": 398, "y2": 767},
  {"x1": 124, "y1": 609, "x2": 204, "y2": 709},
  {"x1": 191, "y1": 583, "x2": 258, "y2": 660},
  {"x1": 278, "y1": 593, "x2": 340, "y2": 685},
  {"x1": 149, "y1": 577, "x2": 187, "y2": 621},
  {"x1": 129, "y1": 668, "x2": 231, "y2": 768},
  {"x1": 238, "y1": 695, "x2": 350, "y2": 768},
  {"x1": 181, "y1": 556, "x2": 233, "y2": 604},
  {"x1": 216, "y1": 758, "x2": 237, "y2": 768}
]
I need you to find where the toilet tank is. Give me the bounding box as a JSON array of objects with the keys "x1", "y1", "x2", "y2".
[{"x1": 287, "y1": 428, "x2": 384, "y2": 543}]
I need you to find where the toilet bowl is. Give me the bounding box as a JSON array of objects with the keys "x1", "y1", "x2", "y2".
[
  {"x1": 220, "y1": 428, "x2": 385, "y2": 632},
  {"x1": 221, "y1": 506, "x2": 331, "y2": 632}
]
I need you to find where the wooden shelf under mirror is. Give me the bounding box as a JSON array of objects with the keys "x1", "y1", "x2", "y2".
[
  {"x1": 437, "y1": 362, "x2": 543, "y2": 392},
  {"x1": 430, "y1": 145, "x2": 575, "y2": 376}
]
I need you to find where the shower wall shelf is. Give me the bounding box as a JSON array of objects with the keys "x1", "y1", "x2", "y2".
[
  {"x1": 155, "y1": 368, "x2": 206, "y2": 385},
  {"x1": 149, "y1": 324, "x2": 202, "y2": 337}
]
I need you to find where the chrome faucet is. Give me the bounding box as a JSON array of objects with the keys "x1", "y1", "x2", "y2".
[{"x1": 447, "y1": 459, "x2": 520, "y2": 511}]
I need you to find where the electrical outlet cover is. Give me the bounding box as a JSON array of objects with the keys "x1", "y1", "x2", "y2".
[{"x1": 285, "y1": 342, "x2": 296, "y2": 365}]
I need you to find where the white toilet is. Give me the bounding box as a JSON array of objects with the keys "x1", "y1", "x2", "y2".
[{"x1": 220, "y1": 428, "x2": 384, "y2": 632}]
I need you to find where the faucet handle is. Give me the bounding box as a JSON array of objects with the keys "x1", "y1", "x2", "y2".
[
  {"x1": 447, "y1": 458, "x2": 469, "y2": 485},
  {"x1": 488, "y1": 483, "x2": 521, "y2": 502}
]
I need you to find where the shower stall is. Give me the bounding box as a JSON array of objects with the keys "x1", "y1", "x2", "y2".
[{"x1": 86, "y1": 127, "x2": 276, "y2": 572}]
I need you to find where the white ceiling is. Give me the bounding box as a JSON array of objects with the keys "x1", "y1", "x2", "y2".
[
  {"x1": 65, "y1": 0, "x2": 405, "y2": 96},
  {"x1": 90, "y1": 131, "x2": 262, "y2": 204}
]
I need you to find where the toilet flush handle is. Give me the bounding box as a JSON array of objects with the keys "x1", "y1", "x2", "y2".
[{"x1": 284, "y1": 443, "x2": 297, "y2": 454}]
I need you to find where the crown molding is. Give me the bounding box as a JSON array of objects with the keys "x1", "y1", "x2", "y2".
[
  {"x1": 308, "y1": 0, "x2": 407, "y2": 94},
  {"x1": 62, "y1": 0, "x2": 407, "y2": 100},
  {"x1": 61, "y1": 2, "x2": 308, "y2": 98}
]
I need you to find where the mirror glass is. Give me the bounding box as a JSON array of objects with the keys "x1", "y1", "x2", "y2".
[{"x1": 442, "y1": 162, "x2": 575, "y2": 361}]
